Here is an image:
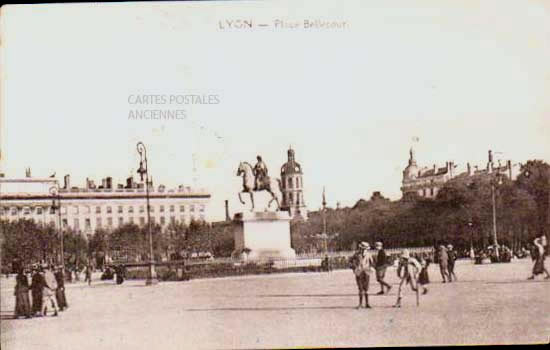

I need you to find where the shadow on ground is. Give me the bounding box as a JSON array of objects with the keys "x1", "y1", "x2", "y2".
[{"x1": 183, "y1": 305, "x2": 398, "y2": 312}]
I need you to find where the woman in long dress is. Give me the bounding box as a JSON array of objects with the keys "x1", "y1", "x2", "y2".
[
  {"x1": 55, "y1": 266, "x2": 68, "y2": 311},
  {"x1": 528, "y1": 236, "x2": 549, "y2": 280},
  {"x1": 14, "y1": 268, "x2": 32, "y2": 319},
  {"x1": 30, "y1": 267, "x2": 44, "y2": 316},
  {"x1": 418, "y1": 256, "x2": 430, "y2": 295}
]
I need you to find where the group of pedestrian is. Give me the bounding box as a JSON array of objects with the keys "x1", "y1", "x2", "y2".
[
  {"x1": 393, "y1": 249, "x2": 426, "y2": 308},
  {"x1": 437, "y1": 244, "x2": 458, "y2": 283},
  {"x1": 349, "y1": 241, "x2": 431, "y2": 309},
  {"x1": 14, "y1": 264, "x2": 68, "y2": 319}
]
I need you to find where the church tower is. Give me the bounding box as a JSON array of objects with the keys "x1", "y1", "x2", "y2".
[{"x1": 280, "y1": 147, "x2": 308, "y2": 220}]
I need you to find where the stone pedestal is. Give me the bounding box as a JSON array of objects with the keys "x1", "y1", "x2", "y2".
[{"x1": 231, "y1": 211, "x2": 296, "y2": 260}]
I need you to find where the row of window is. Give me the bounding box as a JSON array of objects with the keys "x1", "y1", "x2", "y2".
[
  {"x1": 283, "y1": 192, "x2": 304, "y2": 205},
  {"x1": 1, "y1": 204, "x2": 205, "y2": 216},
  {"x1": 282, "y1": 176, "x2": 303, "y2": 189},
  {"x1": 421, "y1": 187, "x2": 438, "y2": 197}
]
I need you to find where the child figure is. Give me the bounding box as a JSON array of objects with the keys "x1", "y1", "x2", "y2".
[
  {"x1": 393, "y1": 249, "x2": 422, "y2": 308},
  {"x1": 418, "y1": 256, "x2": 430, "y2": 295}
]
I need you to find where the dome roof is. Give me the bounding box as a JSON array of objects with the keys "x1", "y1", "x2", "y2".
[
  {"x1": 281, "y1": 147, "x2": 303, "y2": 175},
  {"x1": 403, "y1": 164, "x2": 418, "y2": 179},
  {"x1": 403, "y1": 147, "x2": 418, "y2": 179}
]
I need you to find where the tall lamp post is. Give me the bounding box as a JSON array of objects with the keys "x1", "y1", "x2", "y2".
[
  {"x1": 322, "y1": 186, "x2": 327, "y2": 253},
  {"x1": 49, "y1": 185, "x2": 64, "y2": 271},
  {"x1": 468, "y1": 221, "x2": 474, "y2": 258},
  {"x1": 460, "y1": 203, "x2": 475, "y2": 258},
  {"x1": 137, "y1": 142, "x2": 158, "y2": 285},
  {"x1": 490, "y1": 173, "x2": 504, "y2": 259}
]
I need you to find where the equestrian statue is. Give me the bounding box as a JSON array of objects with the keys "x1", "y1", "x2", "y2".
[{"x1": 236, "y1": 156, "x2": 282, "y2": 212}]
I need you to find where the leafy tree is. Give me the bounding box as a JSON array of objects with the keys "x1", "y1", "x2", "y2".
[{"x1": 516, "y1": 160, "x2": 550, "y2": 236}]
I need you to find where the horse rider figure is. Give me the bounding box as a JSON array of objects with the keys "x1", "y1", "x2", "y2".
[{"x1": 253, "y1": 155, "x2": 268, "y2": 191}]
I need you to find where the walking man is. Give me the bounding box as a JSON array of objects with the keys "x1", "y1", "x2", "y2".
[
  {"x1": 349, "y1": 241, "x2": 374, "y2": 309},
  {"x1": 447, "y1": 244, "x2": 458, "y2": 282},
  {"x1": 438, "y1": 245, "x2": 450, "y2": 283},
  {"x1": 84, "y1": 264, "x2": 92, "y2": 286},
  {"x1": 374, "y1": 242, "x2": 392, "y2": 295},
  {"x1": 41, "y1": 265, "x2": 59, "y2": 317}
]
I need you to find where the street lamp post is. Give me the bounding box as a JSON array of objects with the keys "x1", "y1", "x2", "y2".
[
  {"x1": 460, "y1": 204, "x2": 475, "y2": 258},
  {"x1": 490, "y1": 173, "x2": 503, "y2": 260},
  {"x1": 137, "y1": 142, "x2": 158, "y2": 286},
  {"x1": 322, "y1": 186, "x2": 327, "y2": 253},
  {"x1": 49, "y1": 185, "x2": 64, "y2": 271},
  {"x1": 468, "y1": 221, "x2": 473, "y2": 248}
]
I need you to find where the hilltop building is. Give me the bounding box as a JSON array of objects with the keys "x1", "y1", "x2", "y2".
[{"x1": 401, "y1": 149, "x2": 515, "y2": 200}]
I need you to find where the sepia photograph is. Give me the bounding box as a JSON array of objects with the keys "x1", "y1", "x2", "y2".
[{"x1": 0, "y1": 0, "x2": 549, "y2": 349}]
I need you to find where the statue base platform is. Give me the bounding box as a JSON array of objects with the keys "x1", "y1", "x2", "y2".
[{"x1": 231, "y1": 211, "x2": 296, "y2": 260}]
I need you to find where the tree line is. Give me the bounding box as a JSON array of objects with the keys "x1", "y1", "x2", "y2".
[
  {"x1": 2, "y1": 160, "x2": 548, "y2": 269},
  {"x1": 1, "y1": 218, "x2": 234, "y2": 270},
  {"x1": 291, "y1": 160, "x2": 549, "y2": 255}
]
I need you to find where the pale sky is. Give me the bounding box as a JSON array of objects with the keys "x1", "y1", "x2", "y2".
[{"x1": 1, "y1": 0, "x2": 549, "y2": 220}]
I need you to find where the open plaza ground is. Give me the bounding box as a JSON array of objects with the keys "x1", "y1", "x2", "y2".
[{"x1": 1, "y1": 258, "x2": 549, "y2": 349}]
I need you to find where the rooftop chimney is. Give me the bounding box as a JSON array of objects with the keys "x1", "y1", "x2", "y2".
[
  {"x1": 126, "y1": 176, "x2": 134, "y2": 189},
  {"x1": 25, "y1": 168, "x2": 31, "y2": 178},
  {"x1": 225, "y1": 200, "x2": 230, "y2": 221},
  {"x1": 106, "y1": 177, "x2": 112, "y2": 189},
  {"x1": 467, "y1": 162, "x2": 471, "y2": 175},
  {"x1": 64, "y1": 174, "x2": 71, "y2": 189}
]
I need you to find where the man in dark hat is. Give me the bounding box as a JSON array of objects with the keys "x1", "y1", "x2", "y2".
[
  {"x1": 349, "y1": 242, "x2": 374, "y2": 309},
  {"x1": 253, "y1": 155, "x2": 268, "y2": 191},
  {"x1": 374, "y1": 242, "x2": 392, "y2": 295}
]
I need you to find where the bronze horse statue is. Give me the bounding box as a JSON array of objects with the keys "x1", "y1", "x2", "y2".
[{"x1": 236, "y1": 162, "x2": 281, "y2": 211}]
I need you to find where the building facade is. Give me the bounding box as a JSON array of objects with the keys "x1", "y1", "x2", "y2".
[
  {"x1": 280, "y1": 147, "x2": 308, "y2": 220},
  {"x1": 401, "y1": 149, "x2": 515, "y2": 200},
  {"x1": 0, "y1": 171, "x2": 211, "y2": 235}
]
